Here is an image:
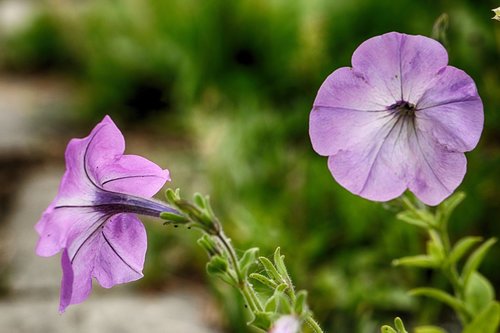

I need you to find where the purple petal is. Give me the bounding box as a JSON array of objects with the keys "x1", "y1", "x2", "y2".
[
  {"x1": 351, "y1": 32, "x2": 406, "y2": 102},
  {"x1": 313, "y1": 67, "x2": 392, "y2": 111},
  {"x1": 93, "y1": 214, "x2": 146, "y2": 288},
  {"x1": 416, "y1": 66, "x2": 483, "y2": 151},
  {"x1": 327, "y1": 113, "x2": 410, "y2": 202},
  {"x1": 407, "y1": 129, "x2": 467, "y2": 206},
  {"x1": 60, "y1": 213, "x2": 146, "y2": 311},
  {"x1": 310, "y1": 106, "x2": 391, "y2": 156},
  {"x1": 36, "y1": 207, "x2": 100, "y2": 257},
  {"x1": 269, "y1": 315, "x2": 300, "y2": 333},
  {"x1": 399, "y1": 34, "x2": 448, "y2": 103},
  {"x1": 98, "y1": 155, "x2": 170, "y2": 198}
]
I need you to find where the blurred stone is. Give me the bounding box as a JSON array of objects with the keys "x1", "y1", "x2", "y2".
[{"x1": 0, "y1": 292, "x2": 219, "y2": 333}]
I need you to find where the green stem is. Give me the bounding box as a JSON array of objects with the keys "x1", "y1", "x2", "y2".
[
  {"x1": 304, "y1": 316, "x2": 325, "y2": 333},
  {"x1": 216, "y1": 232, "x2": 264, "y2": 313}
]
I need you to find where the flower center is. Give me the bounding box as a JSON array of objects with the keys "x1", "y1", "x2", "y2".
[{"x1": 388, "y1": 100, "x2": 416, "y2": 118}]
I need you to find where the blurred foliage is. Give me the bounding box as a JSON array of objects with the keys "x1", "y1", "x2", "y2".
[{"x1": 1, "y1": 0, "x2": 499, "y2": 332}]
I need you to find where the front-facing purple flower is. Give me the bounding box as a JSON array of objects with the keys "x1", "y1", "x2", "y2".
[
  {"x1": 35, "y1": 115, "x2": 175, "y2": 312},
  {"x1": 309, "y1": 32, "x2": 483, "y2": 205}
]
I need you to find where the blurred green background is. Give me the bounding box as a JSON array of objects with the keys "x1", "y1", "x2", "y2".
[{"x1": 0, "y1": 0, "x2": 499, "y2": 332}]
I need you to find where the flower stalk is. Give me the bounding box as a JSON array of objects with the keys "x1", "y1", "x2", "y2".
[
  {"x1": 163, "y1": 189, "x2": 324, "y2": 333},
  {"x1": 391, "y1": 193, "x2": 499, "y2": 332}
]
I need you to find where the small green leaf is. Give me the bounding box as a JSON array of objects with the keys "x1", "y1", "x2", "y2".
[
  {"x1": 463, "y1": 301, "x2": 500, "y2": 333},
  {"x1": 427, "y1": 240, "x2": 444, "y2": 262},
  {"x1": 294, "y1": 290, "x2": 308, "y2": 316},
  {"x1": 259, "y1": 257, "x2": 283, "y2": 283},
  {"x1": 206, "y1": 255, "x2": 228, "y2": 275},
  {"x1": 193, "y1": 192, "x2": 207, "y2": 209},
  {"x1": 159, "y1": 211, "x2": 190, "y2": 224},
  {"x1": 448, "y1": 236, "x2": 482, "y2": 265},
  {"x1": 465, "y1": 272, "x2": 495, "y2": 316},
  {"x1": 273, "y1": 248, "x2": 292, "y2": 285},
  {"x1": 239, "y1": 247, "x2": 259, "y2": 276},
  {"x1": 249, "y1": 311, "x2": 274, "y2": 330},
  {"x1": 393, "y1": 255, "x2": 439, "y2": 268},
  {"x1": 415, "y1": 326, "x2": 447, "y2": 333},
  {"x1": 462, "y1": 238, "x2": 497, "y2": 287},
  {"x1": 250, "y1": 273, "x2": 278, "y2": 290},
  {"x1": 165, "y1": 188, "x2": 180, "y2": 203},
  {"x1": 397, "y1": 210, "x2": 432, "y2": 229},
  {"x1": 197, "y1": 234, "x2": 220, "y2": 256},
  {"x1": 436, "y1": 192, "x2": 465, "y2": 225},
  {"x1": 380, "y1": 325, "x2": 397, "y2": 333},
  {"x1": 409, "y1": 288, "x2": 469, "y2": 316},
  {"x1": 394, "y1": 317, "x2": 408, "y2": 333}
]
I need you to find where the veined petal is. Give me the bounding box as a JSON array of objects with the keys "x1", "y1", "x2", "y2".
[
  {"x1": 36, "y1": 207, "x2": 101, "y2": 257},
  {"x1": 416, "y1": 66, "x2": 483, "y2": 151},
  {"x1": 314, "y1": 67, "x2": 392, "y2": 110},
  {"x1": 60, "y1": 213, "x2": 146, "y2": 311},
  {"x1": 93, "y1": 214, "x2": 146, "y2": 288},
  {"x1": 309, "y1": 106, "x2": 392, "y2": 156},
  {"x1": 351, "y1": 32, "x2": 405, "y2": 103},
  {"x1": 399, "y1": 35, "x2": 448, "y2": 103},
  {"x1": 327, "y1": 114, "x2": 410, "y2": 201},
  {"x1": 59, "y1": 246, "x2": 94, "y2": 313},
  {"x1": 98, "y1": 155, "x2": 170, "y2": 198},
  {"x1": 407, "y1": 127, "x2": 467, "y2": 206}
]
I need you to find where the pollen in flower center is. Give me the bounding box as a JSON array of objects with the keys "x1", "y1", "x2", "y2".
[{"x1": 388, "y1": 100, "x2": 416, "y2": 118}]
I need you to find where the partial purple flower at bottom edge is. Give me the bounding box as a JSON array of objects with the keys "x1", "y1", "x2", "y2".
[
  {"x1": 35, "y1": 115, "x2": 177, "y2": 312},
  {"x1": 309, "y1": 32, "x2": 483, "y2": 206},
  {"x1": 269, "y1": 315, "x2": 300, "y2": 333}
]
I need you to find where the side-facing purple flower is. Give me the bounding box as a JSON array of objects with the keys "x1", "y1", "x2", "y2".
[
  {"x1": 35, "y1": 115, "x2": 177, "y2": 312},
  {"x1": 310, "y1": 32, "x2": 483, "y2": 205}
]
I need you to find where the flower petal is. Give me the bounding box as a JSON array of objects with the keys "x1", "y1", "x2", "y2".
[
  {"x1": 407, "y1": 128, "x2": 467, "y2": 206},
  {"x1": 309, "y1": 106, "x2": 392, "y2": 156},
  {"x1": 93, "y1": 214, "x2": 146, "y2": 288},
  {"x1": 35, "y1": 207, "x2": 101, "y2": 257},
  {"x1": 327, "y1": 114, "x2": 410, "y2": 201},
  {"x1": 314, "y1": 67, "x2": 392, "y2": 111},
  {"x1": 351, "y1": 32, "x2": 406, "y2": 103},
  {"x1": 98, "y1": 155, "x2": 170, "y2": 198},
  {"x1": 416, "y1": 66, "x2": 483, "y2": 151},
  {"x1": 399, "y1": 35, "x2": 448, "y2": 103},
  {"x1": 60, "y1": 213, "x2": 146, "y2": 311}
]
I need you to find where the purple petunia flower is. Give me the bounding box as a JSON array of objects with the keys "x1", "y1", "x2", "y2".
[
  {"x1": 309, "y1": 32, "x2": 483, "y2": 205},
  {"x1": 35, "y1": 115, "x2": 177, "y2": 312}
]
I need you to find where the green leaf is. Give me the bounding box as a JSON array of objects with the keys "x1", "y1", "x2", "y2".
[
  {"x1": 465, "y1": 272, "x2": 495, "y2": 316},
  {"x1": 250, "y1": 273, "x2": 278, "y2": 290},
  {"x1": 462, "y1": 238, "x2": 497, "y2": 287},
  {"x1": 393, "y1": 255, "x2": 439, "y2": 268},
  {"x1": 409, "y1": 288, "x2": 469, "y2": 316},
  {"x1": 249, "y1": 311, "x2": 274, "y2": 330},
  {"x1": 394, "y1": 317, "x2": 408, "y2": 333},
  {"x1": 259, "y1": 256, "x2": 283, "y2": 283},
  {"x1": 193, "y1": 192, "x2": 207, "y2": 209},
  {"x1": 380, "y1": 326, "x2": 397, "y2": 333},
  {"x1": 397, "y1": 210, "x2": 432, "y2": 229},
  {"x1": 415, "y1": 326, "x2": 447, "y2": 333},
  {"x1": 437, "y1": 192, "x2": 465, "y2": 224},
  {"x1": 463, "y1": 301, "x2": 500, "y2": 333},
  {"x1": 239, "y1": 247, "x2": 259, "y2": 276},
  {"x1": 197, "y1": 234, "x2": 220, "y2": 256},
  {"x1": 448, "y1": 236, "x2": 482, "y2": 265},
  {"x1": 159, "y1": 211, "x2": 190, "y2": 224},
  {"x1": 294, "y1": 290, "x2": 308, "y2": 316},
  {"x1": 273, "y1": 247, "x2": 292, "y2": 285},
  {"x1": 427, "y1": 240, "x2": 444, "y2": 262},
  {"x1": 206, "y1": 255, "x2": 228, "y2": 275}
]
